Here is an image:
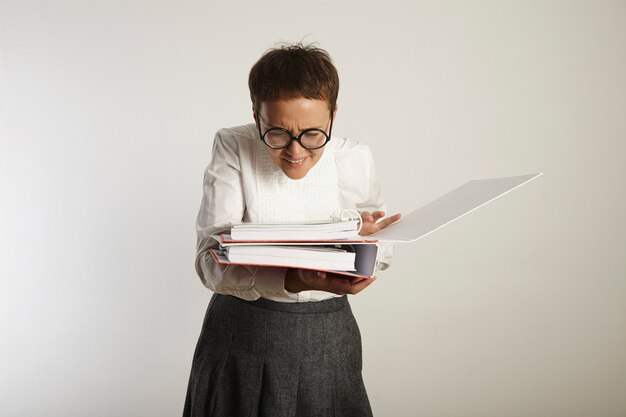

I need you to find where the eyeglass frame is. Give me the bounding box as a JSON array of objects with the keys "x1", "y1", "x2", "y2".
[{"x1": 254, "y1": 111, "x2": 334, "y2": 150}]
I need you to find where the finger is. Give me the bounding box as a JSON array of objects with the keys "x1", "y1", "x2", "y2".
[
  {"x1": 329, "y1": 274, "x2": 366, "y2": 285},
  {"x1": 324, "y1": 275, "x2": 360, "y2": 295},
  {"x1": 360, "y1": 211, "x2": 374, "y2": 223},
  {"x1": 375, "y1": 213, "x2": 402, "y2": 229},
  {"x1": 371, "y1": 211, "x2": 385, "y2": 220},
  {"x1": 349, "y1": 277, "x2": 375, "y2": 294},
  {"x1": 357, "y1": 222, "x2": 380, "y2": 236},
  {"x1": 325, "y1": 275, "x2": 374, "y2": 295}
]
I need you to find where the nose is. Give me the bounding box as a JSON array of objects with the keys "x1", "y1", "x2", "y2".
[{"x1": 285, "y1": 138, "x2": 308, "y2": 157}]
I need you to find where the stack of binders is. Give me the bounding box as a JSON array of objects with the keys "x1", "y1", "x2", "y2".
[
  {"x1": 209, "y1": 218, "x2": 380, "y2": 278},
  {"x1": 208, "y1": 173, "x2": 544, "y2": 279}
]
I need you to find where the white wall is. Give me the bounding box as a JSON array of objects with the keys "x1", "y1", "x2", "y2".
[{"x1": 1, "y1": 1, "x2": 624, "y2": 416}]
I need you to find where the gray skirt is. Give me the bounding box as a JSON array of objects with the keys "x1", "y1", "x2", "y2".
[{"x1": 183, "y1": 293, "x2": 373, "y2": 417}]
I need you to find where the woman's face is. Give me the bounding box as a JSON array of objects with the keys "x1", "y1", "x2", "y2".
[{"x1": 256, "y1": 98, "x2": 334, "y2": 180}]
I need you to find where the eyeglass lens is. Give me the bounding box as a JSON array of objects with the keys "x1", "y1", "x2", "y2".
[{"x1": 264, "y1": 129, "x2": 327, "y2": 149}]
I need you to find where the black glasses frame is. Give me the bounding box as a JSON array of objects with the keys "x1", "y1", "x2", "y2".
[{"x1": 255, "y1": 111, "x2": 334, "y2": 150}]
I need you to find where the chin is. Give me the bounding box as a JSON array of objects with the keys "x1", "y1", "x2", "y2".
[{"x1": 281, "y1": 167, "x2": 309, "y2": 180}]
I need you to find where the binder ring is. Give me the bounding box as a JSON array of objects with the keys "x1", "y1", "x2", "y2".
[{"x1": 331, "y1": 209, "x2": 363, "y2": 235}]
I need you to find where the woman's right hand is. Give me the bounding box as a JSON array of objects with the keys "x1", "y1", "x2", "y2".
[{"x1": 284, "y1": 268, "x2": 374, "y2": 295}]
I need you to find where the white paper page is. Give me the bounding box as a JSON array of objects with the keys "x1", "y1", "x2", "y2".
[
  {"x1": 209, "y1": 244, "x2": 378, "y2": 278},
  {"x1": 371, "y1": 173, "x2": 542, "y2": 243}
]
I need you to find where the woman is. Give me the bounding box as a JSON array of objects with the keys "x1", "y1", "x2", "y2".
[{"x1": 183, "y1": 43, "x2": 400, "y2": 417}]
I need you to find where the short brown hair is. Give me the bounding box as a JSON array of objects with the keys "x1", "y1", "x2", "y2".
[{"x1": 248, "y1": 43, "x2": 339, "y2": 112}]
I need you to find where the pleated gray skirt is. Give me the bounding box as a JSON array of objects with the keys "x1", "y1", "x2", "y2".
[{"x1": 182, "y1": 293, "x2": 373, "y2": 417}]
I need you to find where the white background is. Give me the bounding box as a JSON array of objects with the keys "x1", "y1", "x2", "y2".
[{"x1": 1, "y1": 1, "x2": 625, "y2": 416}]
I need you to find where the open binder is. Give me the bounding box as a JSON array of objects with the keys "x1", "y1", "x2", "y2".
[{"x1": 209, "y1": 173, "x2": 542, "y2": 278}]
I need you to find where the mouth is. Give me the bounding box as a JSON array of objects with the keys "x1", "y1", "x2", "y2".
[{"x1": 282, "y1": 156, "x2": 307, "y2": 168}]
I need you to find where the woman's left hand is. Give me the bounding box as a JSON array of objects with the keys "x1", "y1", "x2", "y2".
[{"x1": 359, "y1": 211, "x2": 401, "y2": 236}]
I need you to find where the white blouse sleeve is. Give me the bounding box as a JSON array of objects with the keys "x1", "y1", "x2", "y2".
[
  {"x1": 194, "y1": 130, "x2": 299, "y2": 301},
  {"x1": 336, "y1": 140, "x2": 395, "y2": 272}
]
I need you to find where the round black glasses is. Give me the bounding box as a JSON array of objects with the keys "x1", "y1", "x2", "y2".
[{"x1": 256, "y1": 112, "x2": 334, "y2": 150}]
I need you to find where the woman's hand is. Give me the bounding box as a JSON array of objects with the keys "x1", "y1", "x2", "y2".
[
  {"x1": 284, "y1": 268, "x2": 373, "y2": 295},
  {"x1": 282, "y1": 210, "x2": 400, "y2": 295},
  {"x1": 359, "y1": 211, "x2": 401, "y2": 236}
]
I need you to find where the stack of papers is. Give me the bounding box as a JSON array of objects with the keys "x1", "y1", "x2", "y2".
[
  {"x1": 211, "y1": 220, "x2": 375, "y2": 277},
  {"x1": 230, "y1": 219, "x2": 360, "y2": 241},
  {"x1": 224, "y1": 245, "x2": 357, "y2": 271}
]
